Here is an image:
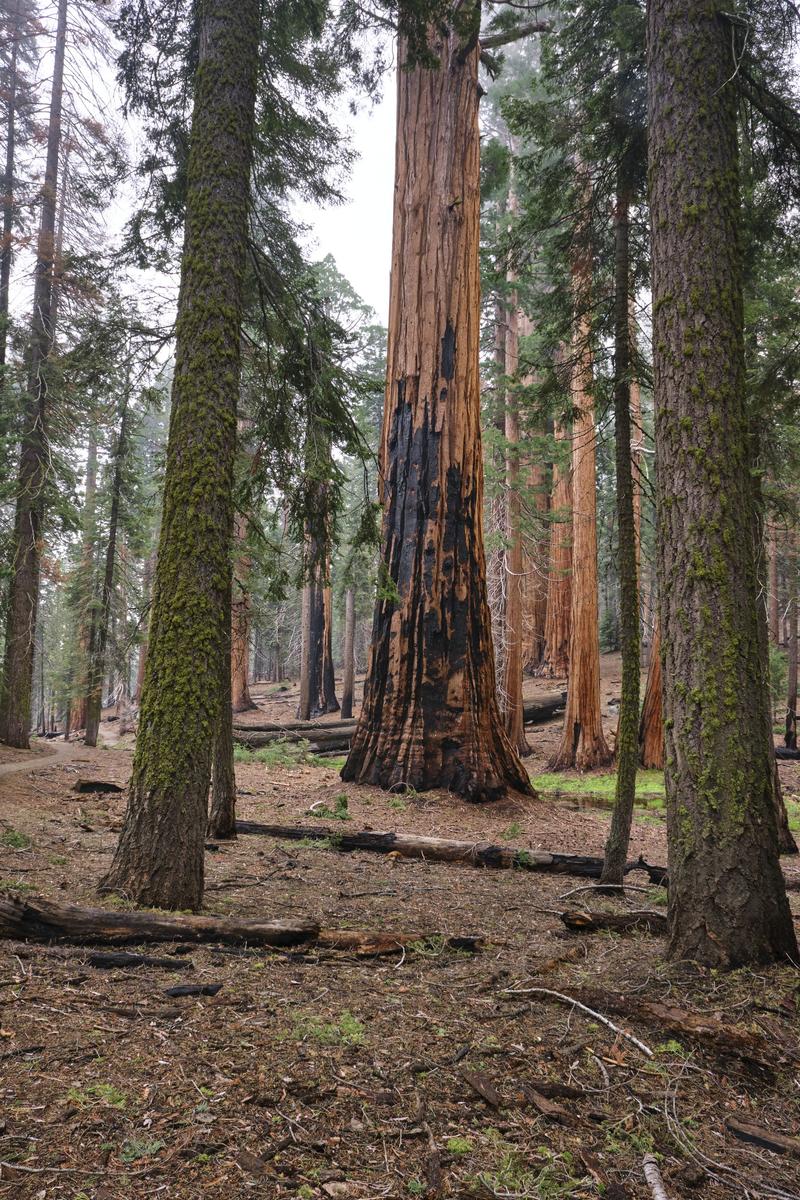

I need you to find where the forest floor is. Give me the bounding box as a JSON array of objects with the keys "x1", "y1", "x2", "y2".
[{"x1": 1, "y1": 656, "x2": 799, "y2": 1200}]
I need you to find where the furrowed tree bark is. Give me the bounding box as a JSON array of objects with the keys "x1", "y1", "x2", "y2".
[
  {"x1": 540, "y1": 422, "x2": 572, "y2": 678},
  {"x1": 340, "y1": 586, "x2": 355, "y2": 719},
  {"x1": 0, "y1": 0, "x2": 67, "y2": 749},
  {"x1": 84, "y1": 394, "x2": 129, "y2": 748},
  {"x1": 648, "y1": 0, "x2": 797, "y2": 965},
  {"x1": 133, "y1": 547, "x2": 155, "y2": 702},
  {"x1": 602, "y1": 182, "x2": 640, "y2": 885},
  {"x1": 231, "y1": 511, "x2": 256, "y2": 713},
  {"x1": 768, "y1": 520, "x2": 780, "y2": 645},
  {"x1": 320, "y1": 574, "x2": 339, "y2": 713},
  {"x1": 638, "y1": 618, "x2": 664, "y2": 768},
  {"x1": 550, "y1": 194, "x2": 612, "y2": 771},
  {"x1": 99, "y1": 0, "x2": 260, "y2": 910},
  {"x1": 297, "y1": 580, "x2": 312, "y2": 721},
  {"x1": 341, "y1": 12, "x2": 532, "y2": 801}
]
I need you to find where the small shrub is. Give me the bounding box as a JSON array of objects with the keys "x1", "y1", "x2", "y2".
[
  {"x1": 500, "y1": 821, "x2": 521, "y2": 841},
  {"x1": 446, "y1": 1136, "x2": 473, "y2": 1155},
  {"x1": 120, "y1": 1137, "x2": 165, "y2": 1163},
  {"x1": 68, "y1": 1082, "x2": 127, "y2": 1109},
  {"x1": 292, "y1": 1010, "x2": 365, "y2": 1046}
]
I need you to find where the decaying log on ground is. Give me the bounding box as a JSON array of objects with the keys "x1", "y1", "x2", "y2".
[
  {"x1": 4, "y1": 942, "x2": 192, "y2": 971},
  {"x1": 725, "y1": 1116, "x2": 800, "y2": 1157},
  {"x1": 775, "y1": 746, "x2": 800, "y2": 761},
  {"x1": 233, "y1": 728, "x2": 352, "y2": 752},
  {"x1": 523, "y1": 693, "x2": 566, "y2": 724},
  {"x1": 234, "y1": 717, "x2": 356, "y2": 735},
  {"x1": 564, "y1": 986, "x2": 776, "y2": 1066},
  {"x1": 72, "y1": 779, "x2": 125, "y2": 793},
  {"x1": 560, "y1": 909, "x2": 668, "y2": 935},
  {"x1": 643, "y1": 1153, "x2": 672, "y2": 1200},
  {"x1": 0, "y1": 892, "x2": 319, "y2": 946},
  {"x1": 236, "y1": 821, "x2": 665, "y2": 882},
  {"x1": 315, "y1": 929, "x2": 481, "y2": 956},
  {"x1": 0, "y1": 893, "x2": 480, "y2": 958}
]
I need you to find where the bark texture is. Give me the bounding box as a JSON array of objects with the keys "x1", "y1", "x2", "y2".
[
  {"x1": 231, "y1": 512, "x2": 256, "y2": 713},
  {"x1": 99, "y1": 0, "x2": 260, "y2": 909},
  {"x1": 340, "y1": 586, "x2": 355, "y2": 720},
  {"x1": 550, "y1": 229, "x2": 611, "y2": 771},
  {"x1": 341, "y1": 17, "x2": 532, "y2": 801},
  {"x1": 0, "y1": 0, "x2": 67, "y2": 749},
  {"x1": 209, "y1": 573, "x2": 237, "y2": 838},
  {"x1": 648, "y1": 0, "x2": 796, "y2": 965}
]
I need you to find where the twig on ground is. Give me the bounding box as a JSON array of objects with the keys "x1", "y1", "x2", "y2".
[
  {"x1": 501, "y1": 985, "x2": 654, "y2": 1057},
  {"x1": 643, "y1": 1153, "x2": 671, "y2": 1200}
]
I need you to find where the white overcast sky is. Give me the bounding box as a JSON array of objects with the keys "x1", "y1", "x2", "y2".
[{"x1": 294, "y1": 83, "x2": 397, "y2": 325}]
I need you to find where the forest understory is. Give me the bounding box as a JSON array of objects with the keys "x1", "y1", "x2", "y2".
[{"x1": 2, "y1": 660, "x2": 799, "y2": 1200}]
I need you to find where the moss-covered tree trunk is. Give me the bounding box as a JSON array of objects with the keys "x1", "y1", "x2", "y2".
[
  {"x1": 209, "y1": 574, "x2": 236, "y2": 839},
  {"x1": 786, "y1": 535, "x2": 797, "y2": 749},
  {"x1": 768, "y1": 522, "x2": 780, "y2": 645},
  {"x1": 0, "y1": 0, "x2": 20, "y2": 376},
  {"x1": 540, "y1": 422, "x2": 571, "y2": 678},
  {"x1": 0, "y1": 0, "x2": 67, "y2": 749},
  {"x1": 550, "y1": 225, "x2": 612, "y2": 771},
  {"x1": 649, "y1": 0, "x2": 796, "y2": 965},
  {"x1": 99, "y1": 0, "x2": 260, "y2": 910},
  {"x1": 602, "y1": 185, "x2": 640, "y2": 885},
  {"x1": 342, "y1": 14, "x2": 532, "y2": 801}
]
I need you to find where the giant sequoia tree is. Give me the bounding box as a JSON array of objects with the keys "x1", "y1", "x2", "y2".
[
  {"x1": 649, "y1": 0, "x2": 796, "y2": 965},
  {"x1": 100, "y1": 0, "x2": 260, "y2": 909},
  {"x1": 342, "y1": 8, "x2": 532, "y2": 800}
]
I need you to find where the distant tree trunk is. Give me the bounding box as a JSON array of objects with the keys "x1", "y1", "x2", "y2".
[
  {"x1": 99, "y1": 0, "x2": 260, "y2": 910},
  {"x1": 0, "y1": 0, "x2": 20, "y2": 376},
  {"x1": 639, "y1": 618, "x2": 664, "y2": 769},
  {"x1": 209, "y1": 577, "x2": 236, "y2": 839},
  {"x1": 501, "y1": 271, "x2": 529, "y2": 756},
  {"x1": 84, "y1": 396, "x2": 128, "y2": 747},
  {"x1": 297, "y1": 581, "x2": 312, "y2": 721},
  {"x1": 134, "y1": 548, "x2": 155, "y2": 703},
  {"x1": 520, "y1": 312, "x2": 549, "y2": 675},
  {"x1": 231, "y1": 513, "x2": 255, "y2": 713},
  {"x1": 629, "y1": 303, "x2": 643, "y2": 600},
  {"x1": 768, "y1": 520, "x2": 780, "y2": 645},
  {"x1": 342, "y1": 15, "x2": 532, "y2": 801},
  {"x1": 340, "y1": 586, "x2": 355, "y2": 720},
  {"x1": 540, "y1": 422, "x2": 571, "y2": 678},
  {"x1": 649, "y1": 0, "x2": 796, "y2": 964},
  {"x1": 550, "y1": 205, "x2": 612, "y2": 771},
  {"x1": 786, "y1": 536, "x2": 797, "y2": 750},
  {"x1": 320, "y1": 576, "x2": 339, "y2": 713},
  {"x1": 602, "y1": 183, "x2": 640, "y2": 885},
  {"x1": 0, "y1": 0, "x2": 67, "y2": 749}
]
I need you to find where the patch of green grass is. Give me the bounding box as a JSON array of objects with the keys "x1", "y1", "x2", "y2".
[
  {"x1": 49, "y1": 854, "x2": 68, "y2": 866},
  {"x1": 0, "y1": 878, "x2": 35, "y2": 893},
  {"x1": 234, "y1": 739, "x2": 312, "y2": 767},
  {"x1": 388, "y1": 796, "x2": 407, "y2": 811},
  {"x1": 311, "y1": 794, "x2": 350, "y2": 821},
  {"x1": 500, "y1": 821, "x2": 522, "y2": 841},
  {"x1": 1, "y1": 829, "x2": 32, "y2": 849},
  {"x1": 531, "y1": 769, "x2": 665, "y2": 809},
  {"x1": 785, "y1": 797, "x2": 800, "y2": 833},
  {"x1": 475, "y1": 1146, "x2": 584, "y2": 1198},
  {"x1": 276, "y1": 836, "x2": 337, "y2": 852},
  {"x1": 291, "y1": 1010, "x2": 365, "y2": 1046},
  {"x1": 316, "y1": 754, "x2": 347, "y2": 771},
  {"x1": 120, "y1": 1137, "x2": 165, "y2": 1163},
  {"x1": 407, "y1": 1181, "x2": 425, "y2": 1195},
  {"x1": 446, "y1": 1136, "x2": 473, "y2": 1155},
  {"x1": 68, "y1": 1082, "x2": 128, "y2": 1109},
  {"x1": 647, "y1": 887, "x2": 669, "y2": 907}
]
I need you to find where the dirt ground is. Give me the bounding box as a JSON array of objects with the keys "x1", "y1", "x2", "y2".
[{"x1": 1, "y1": 657, "x2": 799, "y2": 1199}]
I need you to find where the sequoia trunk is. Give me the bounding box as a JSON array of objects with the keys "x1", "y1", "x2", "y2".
[
  {"x1": 342, "y1": 15, "x2": 532, "y2": 800},
  {"x1": 340, "y1": 586, "x2": 355, "y2": 720},
  {"x1": 648, "y1": 0, "x2": 796, "y2": 964},
  {"x1": 99, "y1": 0, "x2": 260, "y2": 909},
  {"x1": 540, "y1": 422, "x2": 571, "y2": 678},
  {"x1": 0, "y1": 0, "x2": 67, "y2": 748},
  {"x1": 550, "y1": 211, "x2": 612, "y2": 771}
]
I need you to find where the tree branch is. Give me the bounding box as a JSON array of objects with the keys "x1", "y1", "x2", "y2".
[{"x1": 480, "y1": 20, "x2": 550, "y2": 49}]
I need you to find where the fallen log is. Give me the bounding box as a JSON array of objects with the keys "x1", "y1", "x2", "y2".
[
  {"x1": 725, "y1": 1116, "x2": 800, "y2": 1158},
  {"x1": 235, "y1": 822, "x2": 660, "y2": 881},
  {"x1": 0, "y1": 893, "x2": 480, "y2": 958},
  {"x1": 234, "y1": 729, "x2": 352, "y2": 753},
  {"x1": 72, "y1": 779, "x2": 124, "y2": 794},
  {"x1": 523, "y1": 693, "x2": 566, "y2": 724},
  {"x1": 0, "y1": 892, "x2": 319, "y2": 947},
  {"x1": 560, "y1": 910, "x2": 668, "y2": 935},
  {"x1": 775, "y1": 746, "x2": 800, "y2": 761},
  {"x1": 234, "y1": 718, "x2": 356, "y2": 736}
]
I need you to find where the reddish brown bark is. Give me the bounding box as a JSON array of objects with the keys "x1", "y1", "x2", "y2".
[
  {"x1": 550, "y1": 242, "x2": 612, "y2": 770},
  {"x1": 768, "y1": 520, "x2": 780, "y2": 645},
  {"x1": 340, "y1": 586, "x2": 355, "y2": 720},
  {"x1": 342, "y1": 18, "x2": 532, "y2": 801},
  {"x1": 540, "y1": 422, "x2": 572, "y2": 678},
  {"x1": 639, "y1": 618, "x2": 664, "y2": 769},
  {"x1": 231, "y1": 513, "x2": 255, "y2": 713}
]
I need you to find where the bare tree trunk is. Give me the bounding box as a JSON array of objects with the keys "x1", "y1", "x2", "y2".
[
  {"x1": 768, "y1": 520, "x2": 780, "y2": 645},
  {"x1": 231, "y1": 513, "x2": 256, "y2": 713},
  {"x1": 0, "y1": 0, "x2": 67, "y2": 748},
  {"x1": 602, "y1": 181, "x2": 640, "y2": 885},
  {"x1": 550, "y1": 203, "x2": 612, "y2": 771},
  {"x1": 486, "y1": 292, "x2": 507, "y2": 684},
  {"x1": 341, "y1": 586, "x2": 355, "y2": 720},
  {"x1": 342, "y1": 15, "x2": 532, "y2": 801},
  {"x1": 320, "y1": 576, "x2": 339, "y2": 713},
  {"x1": 787, "y1": 534, "x2": 797, "y2": 751},
  {"x1": 297, "y1": 581, "x2": 312, "y2": 722},
  {"x1": 639, "y1": 618, "x2": 664, "y2": 768},
  {"x1": 134, "y1": 548, "x2": 155, "y2": 702},
  {"x1": 540, "y1": 422, "x2": 572, "y2": 678},
  {"x1": 85, "y1": 394, "x2": 128, "y2": 747},
  {"x1": 0, "y1": 0, "x2": 20, "y2": 376}
]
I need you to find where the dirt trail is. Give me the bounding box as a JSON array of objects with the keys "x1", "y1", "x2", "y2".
[{"x1": 0, "y1": 738, "x2": 78, "y2": 782}]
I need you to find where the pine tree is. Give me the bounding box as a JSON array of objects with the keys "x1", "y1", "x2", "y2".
[{"x1": 648, "y1": 0, "x2": 796, "y2": 965}]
